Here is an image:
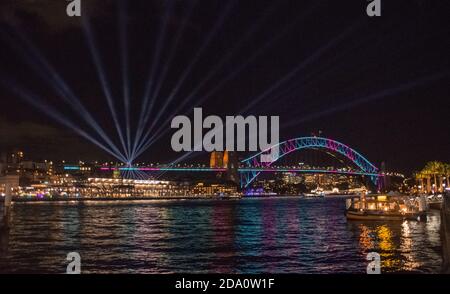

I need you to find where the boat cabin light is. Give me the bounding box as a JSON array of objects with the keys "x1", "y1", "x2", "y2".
[{"x1": 377, "y1": 195, "x2": 387, "y2": 201}]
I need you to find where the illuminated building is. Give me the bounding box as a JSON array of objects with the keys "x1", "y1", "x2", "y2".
[
  {"x1": 210, "y1": 151, "x2": 224, "y2": 168},
  {"x1": 282, "y1": 172, "x2": 302, "y2": 185},
  {"x1": 0, "y1": 175, "x2": 20, "y2": 196},
  {"x1": 45, "y1": 161, "x2": 54, "y2": 176},
  {"x1": 113, "y1": 169, "x2": 121, "y2": 179},
  {"x1": 0, "y1": 151, "x2": 51, "y2": 186},
  {"x1": 223, "y1": 150, "x2": 229, "y2": 167},
  {"x1": 82, "y1": 178, "x2": 182, "y2": 198},
  {"x1": 10, "y1": 150, "x2": 24, "y2": 165},
  {"x1": 209, "y1": 151, "x2": 239, "y2": 185},
  {"x1": 3, "y1": 176, "x2": 240, "y2": 199},
  {"x1": 191, "y1": 182, "x2": 238, "y2": 196}
]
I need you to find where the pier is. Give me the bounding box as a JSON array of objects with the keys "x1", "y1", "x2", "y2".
[
  {"x1": 0, "y1": 183, "x2": 12, "y2": 231},
  {"x1": 442, "y1": 191, "x2": 450, "y2": 273}
]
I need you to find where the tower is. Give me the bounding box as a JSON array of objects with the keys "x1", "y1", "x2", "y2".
[
  {"x1": 210, "y1": 151, "x2": 224, "y2": 168},
  {"x1": 226, "y1": 151, "x2": 239, "y2": 185}
]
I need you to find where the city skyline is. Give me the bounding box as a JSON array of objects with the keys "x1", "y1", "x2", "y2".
[
  {"x1": 1, "y1": 0, "x2": 450, "y2": 280},
  {"x1": 0, "y1": 0, "x2": 448, "y2": 174}
]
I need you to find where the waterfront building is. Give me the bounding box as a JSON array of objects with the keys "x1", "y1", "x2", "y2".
[
  {"x1": 282, "y1": 172, "x2": 303, "y2": 185},
  {"x1": 3, "y1": 175, "x2": 239, "y2": 199},
  {"x1": 191, "y1": 182, "x2": 238, "y2": 196},
  {"x1": 82, "y1": 178, "x2": 182, "y2": 198},
  {"x1": 0, "y1": 151, "x2": 51, "y2": 186},
  {"x1": 0, "y1": 175, "x2": 20, "y2": 196}
]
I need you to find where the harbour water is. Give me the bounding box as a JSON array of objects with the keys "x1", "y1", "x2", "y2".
[{"x1": 0, "y1": 197, "x2": 443, "y2": 273}]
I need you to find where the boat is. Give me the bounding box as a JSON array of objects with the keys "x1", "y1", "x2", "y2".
[
  {"x1": 323, "y1": 188, "x2": 350, "y2": 197},
  {"x1": 217, "y1": 193, "x2": 242, "y2": 199},
  {"x1": 346, "y1": 193, "x2": 427, "y2": 221},
  {"x1": 304, "y1": 187, "x2": 325, "y2": 198},
  {"x1": 427, "y1": 194, "x2": 443, "y2": 210}
]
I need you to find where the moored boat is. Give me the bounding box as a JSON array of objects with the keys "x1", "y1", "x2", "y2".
[
  {"x1": 427, "y1": 194, "x2": 443, "y2": 210},
  {"x1": 304, "y1": 187, "x2": 325, "y2": 198},
  {"x1": 346, "y1": 193, "x2": 427, "y2": 221}
]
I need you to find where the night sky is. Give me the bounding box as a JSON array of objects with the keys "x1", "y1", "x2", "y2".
[{"x1": 0, "y1": 0, "x2": 449, "y2": 174}]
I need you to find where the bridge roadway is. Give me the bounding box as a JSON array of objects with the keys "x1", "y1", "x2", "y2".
[{"x1": 98, "y1": 166, "x2": 381, "y2": 177}]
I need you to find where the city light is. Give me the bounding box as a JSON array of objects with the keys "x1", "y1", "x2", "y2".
[{"x1": 0, "y1": 0, "x2": 448, "y2": 280}]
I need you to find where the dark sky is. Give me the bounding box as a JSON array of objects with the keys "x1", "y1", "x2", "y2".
[{"x1": 0, "y1": 0, "x2": 449, "y2": 174}]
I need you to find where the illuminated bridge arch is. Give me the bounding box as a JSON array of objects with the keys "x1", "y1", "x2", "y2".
[{"x1": 240, "y1": 137, "x2": 379, "y2": 188}]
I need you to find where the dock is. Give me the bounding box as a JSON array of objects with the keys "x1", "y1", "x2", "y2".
[
  {"x1": 0, "y1": 183, "x2": 12, "y2": 232},
  {"x1": 0, "y1": 208, "x2": 8, "y2": 235},
  {"x1": 442, "y1": 191, "x2": 450, "y2": 273},
  {"x1": 0, "y1": 201, "x2": 8, "y2": 232},
  {"x1": 0, "y1": 203, "x2": 4, "y2": 229}
]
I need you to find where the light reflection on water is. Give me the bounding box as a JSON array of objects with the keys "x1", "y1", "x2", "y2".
[{"x1": 0, "y1": 197, "x2": 443, "y2": 273}]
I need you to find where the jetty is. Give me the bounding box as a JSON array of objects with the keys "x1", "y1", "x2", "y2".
[
  {"x1": 0, "y1": 183, "x2": 12, "y2": 231},
  {"x1": 442, "y1": 190, "x2": 450, "y2": 273}
]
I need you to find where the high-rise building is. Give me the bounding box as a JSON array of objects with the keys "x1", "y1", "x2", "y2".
[{"x1": 11, "y1": 150, "x2": 24, "y2": 165}]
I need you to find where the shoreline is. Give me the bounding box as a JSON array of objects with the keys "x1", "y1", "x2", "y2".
[
  {"x1": 8, "y1": 195, "x2": 241, "y2": 204},
  {"x1": 0, "y1": 194, "x2": 358, "y2": 205},
  {"x1": 1, "y1": 194, "x2": 321, "y2": 205}
]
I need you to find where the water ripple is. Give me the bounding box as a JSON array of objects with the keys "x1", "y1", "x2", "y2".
[{"x1": 0, "y1": 197, "x2": 442, "y2": 273}]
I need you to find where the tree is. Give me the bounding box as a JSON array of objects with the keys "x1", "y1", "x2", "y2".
[
  {"x1": 444, "y1": 163, "x2": 450, "y2": 188},
  {"x1": 423, "y1": 161, "x2": 446, "y2": 192}
]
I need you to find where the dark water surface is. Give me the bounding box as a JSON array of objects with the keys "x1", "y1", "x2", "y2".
[{"x1": 0, "y1": 197, "x2": 443, "y2": 273}]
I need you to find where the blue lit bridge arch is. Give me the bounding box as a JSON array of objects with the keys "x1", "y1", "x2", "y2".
[{"x1": 240, "y1": 137, "x2": 380, "y2": 188}]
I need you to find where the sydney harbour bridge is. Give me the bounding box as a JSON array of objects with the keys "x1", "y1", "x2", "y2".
[{"x1": 98, "y1": 137, "x2": 382, "y2": 190}]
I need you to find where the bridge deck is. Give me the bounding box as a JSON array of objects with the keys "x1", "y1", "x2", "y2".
[{"x1": 98, "y1": 167, "x2": 381, "y2": 177}]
